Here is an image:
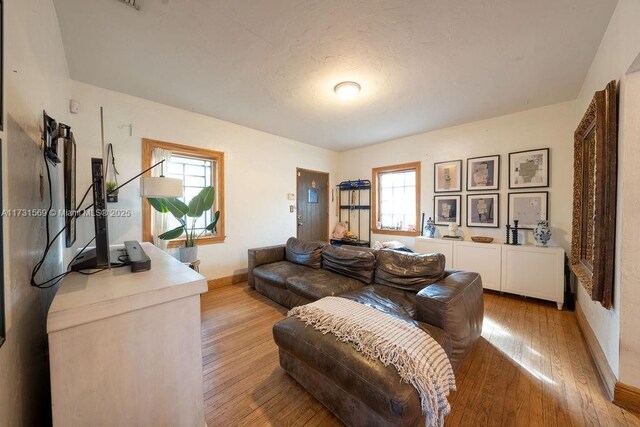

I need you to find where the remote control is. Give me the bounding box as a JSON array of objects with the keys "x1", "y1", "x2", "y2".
[{"x1": 124, "y1": 240, "x2": 151, "y2": 272}]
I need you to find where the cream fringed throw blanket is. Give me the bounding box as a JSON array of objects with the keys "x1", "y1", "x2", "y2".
[{"x1": 288, "y1": 296, "x2": 456, "y2": 427}]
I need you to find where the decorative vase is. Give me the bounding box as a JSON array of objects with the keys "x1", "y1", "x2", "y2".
[
  {"x1": 180, "y1": 246, "x2": 198, "y2": 263},
  {"x1": 533, "y1": 220, "x2": 551, "y2": 247},
  {"x1": 425, "y1": 217, "x2": 436, "y2": 238}
]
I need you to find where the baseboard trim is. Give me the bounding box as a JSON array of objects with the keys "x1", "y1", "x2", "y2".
[
  {"x1": 207, "y1": 273, "x2": 248, "y2": 291},
  {"x1": 614, "y1": 382, "x2": 640, "y2": 413},
  {"x1": 575, "y1": 302, "x2": 617, "y2": 400}
]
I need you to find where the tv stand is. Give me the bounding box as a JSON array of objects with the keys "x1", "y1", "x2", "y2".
[{"x1": 47, "y1": 243, "x2": 207, "y2": 425}]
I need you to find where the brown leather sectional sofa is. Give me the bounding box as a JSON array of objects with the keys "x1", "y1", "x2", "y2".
[{"x1": 247, "y1": 237, "x2": 484, "y2": 426}]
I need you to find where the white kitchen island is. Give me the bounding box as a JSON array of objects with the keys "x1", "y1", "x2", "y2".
[{"x1": 47, "y1": 243, "x2": 208, "y2": 427}]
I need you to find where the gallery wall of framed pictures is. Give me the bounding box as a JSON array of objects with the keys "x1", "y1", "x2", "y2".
[{"x1": 428, "y1": 147, "x2": 550, "y2": 237}]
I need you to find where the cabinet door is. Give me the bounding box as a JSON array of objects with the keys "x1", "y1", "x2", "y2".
[
  {"x1": 414, "y1": 238, "x2": 454, "y2": 269},
  {"x1": 453, "y1": 242, "x2": 502, "y2": 291},
  {"x1": 501, "y1": 246, "x2": 564, "y2": 304}
]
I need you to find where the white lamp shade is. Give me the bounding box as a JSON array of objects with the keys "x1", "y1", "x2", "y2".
[{"x1": 140, "y1": 177, "x2": 183, "y2": 198}]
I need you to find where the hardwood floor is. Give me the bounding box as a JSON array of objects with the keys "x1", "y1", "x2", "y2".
[{"x1": 201, "y1": 284, "x2": 640, "y2": 426}]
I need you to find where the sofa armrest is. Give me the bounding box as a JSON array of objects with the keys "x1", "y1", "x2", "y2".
[
  {"x1": 415, "y1": 271, "x2": 484, "y2": 370},
  {"x1": 248, "y1": 244, "x2": 286, "y2": 287}
]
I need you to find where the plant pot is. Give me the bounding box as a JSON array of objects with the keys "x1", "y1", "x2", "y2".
[{"x1": 179, "y1": 246, "x2": 198, "y2": 263}]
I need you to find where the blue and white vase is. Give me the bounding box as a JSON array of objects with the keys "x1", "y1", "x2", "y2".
[
  {"x1": 425, "y1": 217, "x2": 436, "y2": 238},
  {"x1": 533, "y1": 220, "x2": 551, "y2": 247}
]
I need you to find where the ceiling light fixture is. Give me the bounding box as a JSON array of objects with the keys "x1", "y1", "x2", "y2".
[{"x1": 334, "y1": 81, "x2": 361, "y2": 101}]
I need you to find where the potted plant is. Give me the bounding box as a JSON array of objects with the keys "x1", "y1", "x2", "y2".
[
  {"x1": 148, "y1": 186, "x2": 220, "y2": 262},
  {"x1": 106, "y1": 181, "x2": 118, "y2": 203}
]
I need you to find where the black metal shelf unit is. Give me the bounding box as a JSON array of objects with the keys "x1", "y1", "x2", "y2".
[{"x1": 332, "y1": 180, "x2": 371, "y2": 247}]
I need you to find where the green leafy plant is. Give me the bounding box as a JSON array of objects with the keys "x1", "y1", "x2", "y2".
[
  {"x1": 106, "y1": 181, "x2": 118, "y2": 194},
  {"x1": 148, "y1": 186, "x2": 220, "y2": 247}
]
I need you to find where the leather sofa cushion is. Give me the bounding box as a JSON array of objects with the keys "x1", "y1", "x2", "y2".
[
  {"x1": 340, "y1": 244, "x2": 378, "y2": 255},
  {"x1": 416, "y1": 271, "x2": 483, "y2": 371},
  {"x1": 248, "y1": 244, "x2": 285, "y2": 287},
  {"x1": 337, "y1": 285, "x2": 452, "y2": 355},
  {"x1": 285, "y1": 237, "x2": 325, "y2": 269},
  {"x1": 254, "y1": 277, "x2": 313, "y2": 309},
  {"x1": 339, "y1": 284, "x2": 417, "y2": 322},
  {"x1": 322, "y1": 245, "x2": 376, "y2": 284},
  {"x1": 252, "y1": 261, "x2": 313, "y2": 289},
  {"x1": 286, "y1": 269, "x2": 364, "y2": 301},
  {"x1": 375, "y1": 250, "x2": 445, "y2": 292}
]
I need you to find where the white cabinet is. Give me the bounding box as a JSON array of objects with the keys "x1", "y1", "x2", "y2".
[
  {"x1": 47, "y1": 244, "x2": 208, "y2": 426},
  {"x1": 415, "y1": 237, "x2": 454, "y2": 269},
  {"x1": 414, "y1": 238, "x2": 565, "y2": 309},
  {"x1": 501, "y1": 245, "x2": 565, "y2": 310},
  {"x1": 453, "y1": 241, "x2": 502, "y2": 291}
]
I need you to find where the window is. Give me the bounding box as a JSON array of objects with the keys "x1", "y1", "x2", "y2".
[
  {"x1": 142, "y1": 139, "x2": 225, "y2": 247},
  {"x1": 372, "y1": 162, "x2": 421, "y2": 236},
  {"x1": 165, "y1": 155, "x2": 215, "y2": 235}
]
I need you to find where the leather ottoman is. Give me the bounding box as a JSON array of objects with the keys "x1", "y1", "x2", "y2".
[{"x1": 273, "y1": 285, "x2": 454, "y2": 427}]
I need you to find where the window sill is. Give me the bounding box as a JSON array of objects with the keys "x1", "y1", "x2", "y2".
[
  {"x1": 167, "y1": 235, "x2": 226, "y2": 248},
  {"x1": 371, "y1": 228, "x2": 420, "y2": 237}
]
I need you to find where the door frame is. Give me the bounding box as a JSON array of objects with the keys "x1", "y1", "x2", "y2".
[{"x1": 296, "y1": 167, "x2": 330, "y2": 241}]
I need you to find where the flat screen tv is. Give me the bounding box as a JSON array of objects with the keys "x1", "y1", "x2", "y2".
[
  {"x1": 64, "y1": 130, "x2": 76, "y2": 247},
  {"x1": 70, "y1": 158, "x2": 110, "y2": 270}
]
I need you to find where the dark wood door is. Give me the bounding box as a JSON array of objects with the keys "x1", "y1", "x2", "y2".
[{"x1": 296, "y1": 168, "x2": 329, "y2": 242}]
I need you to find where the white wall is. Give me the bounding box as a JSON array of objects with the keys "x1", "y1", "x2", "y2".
[
  {"x1": 339, "y1": 101, "x2": 576, "y2": 253},
  {"x1": 573, "y1": 0, "x2": 640, "y2": 382},
  {"x1": 1, "y1": 0, "x2": 72, "y2": 425},
  {"x1": 68, "y1": 81, "x2": 340, "y2": 280},
  {"x1": 618, "y1": 67, "x2": 640, "y2": 389}
]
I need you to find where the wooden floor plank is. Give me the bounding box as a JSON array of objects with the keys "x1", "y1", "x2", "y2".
[{"x1": 201, "y1": 284, "x2": 640, "y2": 426}]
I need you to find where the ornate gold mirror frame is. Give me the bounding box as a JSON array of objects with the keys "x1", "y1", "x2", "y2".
[{"x1": 571, "y1": 80, "x2": 618, "y2": 309}]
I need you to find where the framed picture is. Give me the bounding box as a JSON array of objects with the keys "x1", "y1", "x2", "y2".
[
  {"x1": 571, "y1": 81, "x2": 617, "y2": 309},
  {"x1": 307, "y1": 188, "x2": 318, "y2": 203},
  {"x1": 434, "y1": 160, "x2": 462, "y2": 193},
  {"x1": 434, "y1": 195, "x2": 461, "y2": 226},
  {"x1": 507, "y1": 192, "x2": 548, "y2": 229},
  {"x1": 467, "y1": 193, "x2": 499, "y2": 228},
  {"x1": 467, "y1": 155, "x2": 499, "y2": 191},
  {"x1": 508, "y1": 148, "x2": 549, "y2": 188}
]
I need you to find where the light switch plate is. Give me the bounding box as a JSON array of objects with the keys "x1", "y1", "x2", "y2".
[{"x1": 287, "y1": 193, "x2": 295, "y2": 200}]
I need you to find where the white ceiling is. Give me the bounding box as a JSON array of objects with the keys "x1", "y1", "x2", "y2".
[{"x1": 53, "y1": 0, "x2": 618, "y2": 151}]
